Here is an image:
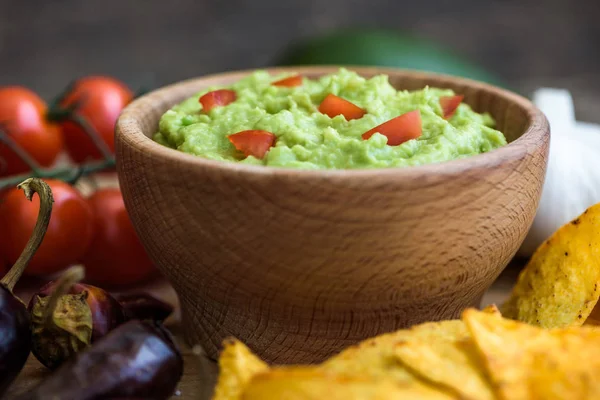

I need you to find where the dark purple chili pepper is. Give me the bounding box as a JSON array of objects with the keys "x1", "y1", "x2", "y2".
[
  {"x1": 29, "y1": 276, "x2": 173, "y2": 369},
  {"x1": 115, "y1": 292, "x2": 174, "y2": 322},
  {"x1": 0, "y1": 285, "x2": 31, "y2": 395},
  {"x1": 0, "y1": 178, "x2": 53, "y2": 396},
  {"x1": 34, "y1": 280, "x2": 126, "y2": 339},
  {"x1": 17, "y1": 320, "x2": 184, "y2": 400},
  {"x1": 28, "y1": 266, "x2": 127, "y2": 369}
]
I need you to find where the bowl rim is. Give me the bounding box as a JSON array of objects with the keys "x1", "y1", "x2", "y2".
[{"x1": 116, "y1": 66, "x2": 549, "y2": 179}]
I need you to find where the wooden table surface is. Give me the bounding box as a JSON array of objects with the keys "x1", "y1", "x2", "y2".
[{"x1": 4, "y1": 261, "x2": 523, "y2": 399}]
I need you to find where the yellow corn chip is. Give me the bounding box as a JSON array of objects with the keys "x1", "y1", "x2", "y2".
[
  {"x1": 320, "y1": 313, "x2": 500, "y2": 399},
  {"x1": 320, "y1": 329, "x2": 418, "y2": 384},
  {"x1": 394, "y1": 319, "x2": 495, "y2": 400},
  {"x1": 464, "y1": 308, "x2": 600, "y2": 400},
  {"x1": 241, "y1": 368, "x2": 453, "y2": 400},
  {"x1": 502, "y1": 203, "x2": 600, "y2": 328},
  {"x1": 481, "y1": 304, "x2": 501, "y2": 315},
  {"x1": 212, "y1": 338, "x2": 269, "y2": 400},
  {"x1": 320, "y1": 325, "x2": 456, "y2": 398}
]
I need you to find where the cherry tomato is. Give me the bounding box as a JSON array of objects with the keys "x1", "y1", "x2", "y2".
[
  {"x1": 199, "y1": 89, "x2": 237, "y2": 112},
  {"x1": 362, "y1": 110, "x2": 422, "y2": 146},
  {"x1": 440, "y1": 95, "x2": 464, "y2": 119},
  {"x1": 319, "y1": 94, "x2": 365, "y2": 120},
  {"x1": 272, "y1": 75, "x2": 303, "y2": 87},
  {"x1": 0, "y1": 87, "x2": 63, "y2": 177},
  {"x1": 227, "y1": 130, "x2": 276, "y2": 159},
  {"x1": 59, "y1": 77, "x2": 133, "y2": 163},
  {"x1": 82, "y1": 189, "x2": 156, "y2": 287},
  {"x1": 0, "y1": 179, "x2": 94, "y2": 276}
]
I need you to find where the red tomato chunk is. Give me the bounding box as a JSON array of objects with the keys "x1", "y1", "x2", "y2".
[
  {"x1": 318, "y1": 94, "x2": 365, "y2": 120},
  {"x1": 362, "y1": 110, "x2": 422, "y2": 146},
  {"x1": 199, "y1": 89, "x2": 237, "y2": 112},
  {"x1": 227, "y1": 130, "x2": 276, "y2": 159}
]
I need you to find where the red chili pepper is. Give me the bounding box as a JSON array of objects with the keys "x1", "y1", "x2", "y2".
[
  {"x1": 440, "y1": 95, "x2": 464, "y2": 119},
  {"x1": 362, "y1": 110, "x2": 422, "y2": 146},
  {"x1": 199, "y1": 89, "x2": 236, "y2": 112},
  {"x1": 318, "y1": 94, "x2": 366, "y2": 120},
  {"x1": 272, "y1": 75, "x2": 303, "y2": 87},
  {"x1": 227, "y1": 130, "x2": 276, "y2": 159}
]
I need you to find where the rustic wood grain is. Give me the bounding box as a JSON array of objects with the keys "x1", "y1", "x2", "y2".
[{"x1": 115, "y1": 67, "x2": 549, "y2": 364}]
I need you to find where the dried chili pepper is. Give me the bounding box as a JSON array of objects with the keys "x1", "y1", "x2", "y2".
[
  {"x1": 28, "y1": 265, "x2": 124, "y2": 369},
  {"x1": 0, "y1": 178, "x2": 53, "y2": 395},
  {"x1": 116, "y1": 292, "x2": 173, "y2": 322},
  {"x1": 17, "y1": 320, "x2": 184, "y2": 400},
  {"x1": 29, "y1": 272, "x2": 173, "y2": 369}
]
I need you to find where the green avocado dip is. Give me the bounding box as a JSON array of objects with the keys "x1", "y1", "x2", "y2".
[{"x1": 154, "y1": 69, "x2": 507, "y2": 169}]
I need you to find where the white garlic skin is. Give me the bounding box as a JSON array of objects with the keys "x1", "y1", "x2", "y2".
[{"x1": 518, "y1": 89, "x2": 600, "y2": 257}]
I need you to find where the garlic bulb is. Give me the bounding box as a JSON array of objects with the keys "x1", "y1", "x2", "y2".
[{"x1": 518, "y1": 89, "x2": 600, "y2": 257}]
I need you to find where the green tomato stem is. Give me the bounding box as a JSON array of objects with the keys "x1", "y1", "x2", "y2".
[
  {"x1": 0, "y1": 84, "x2": 117, "y2": 189},
  {"x1": 0, "y1": 128, "x2": 43, "y2": 175},
  {"x1": 65, "y1": 114, "x2": 114, "y2": 162},
  {"x1": 47, "y1": 80, "x2": 77, "y2": 110},
  {"x1": 1, "y1": 178, "x2": 54, "y2": 292},
  {"x1": 0, "y1": 158, "x2": 115, "y2": 190}
]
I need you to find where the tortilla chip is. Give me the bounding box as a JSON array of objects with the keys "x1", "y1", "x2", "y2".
[
  {"x1": 394, "y1": 319, "x2": 495, "y2": 400},
  {"x1": 320, "y1": 328, "x2": 419, "y2": 384},
  {"x1": 241, "y1": 368, "x2": 453, "y2": 400},
  {"x1": 212, "y1": 338, "x2": 269, "y2": 400},
  {"x1": 502, "y1": 203, "x2": 600, "y2": 328},
  {"x1": 320, "y1": 324, "x2": 458, "y2": 398},
  {"x1": 213, "y1": 308, "x2": 502, "y2": 400},
  {"x1": 481, "y1": 304, "x2": 501, "y2": 316},
  {"x1": 320, "y1": 313, "x2": 498, "y2": 399},
  {"x1": 463, "y1": 308, "x2": 600, "y2": 400}
]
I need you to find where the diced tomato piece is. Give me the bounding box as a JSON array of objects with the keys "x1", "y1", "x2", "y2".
[
  {"x1": 272, "y1": 75, "x2": 303, "y2": 87},
  {"x1": 199, "y1": 89, "x2": 236, "y2": 112},
  {"x1": 362, "y1": 110, "x2": 422, "y2": 146},
  {"x1": 318, "y1": 94, "x2": 366, "y2": 120},
  {"x1": 227, "y1": 130, "x2": 276, "y2": 159},
  {"x1": 440, "y1": 95, "x2": 464, "y2": 119}
]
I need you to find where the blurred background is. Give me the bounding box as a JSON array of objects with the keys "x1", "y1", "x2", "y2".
[{"x1": 1, "y1": 0, "x2": 599, "y2": 121}]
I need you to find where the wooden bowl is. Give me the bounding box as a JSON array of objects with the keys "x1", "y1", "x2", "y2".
[{"x1": 115, "y1": 67, "x2": 549, "y2": 364}]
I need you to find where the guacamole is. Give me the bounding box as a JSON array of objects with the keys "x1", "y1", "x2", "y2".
[{"x1": 154, "y1": 69, "x2": 507, "y2": 169}]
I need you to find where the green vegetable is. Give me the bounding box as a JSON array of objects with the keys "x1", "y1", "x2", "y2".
[{"x1": 274, "y1": 29, "x2": 506, "y2": 88}]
